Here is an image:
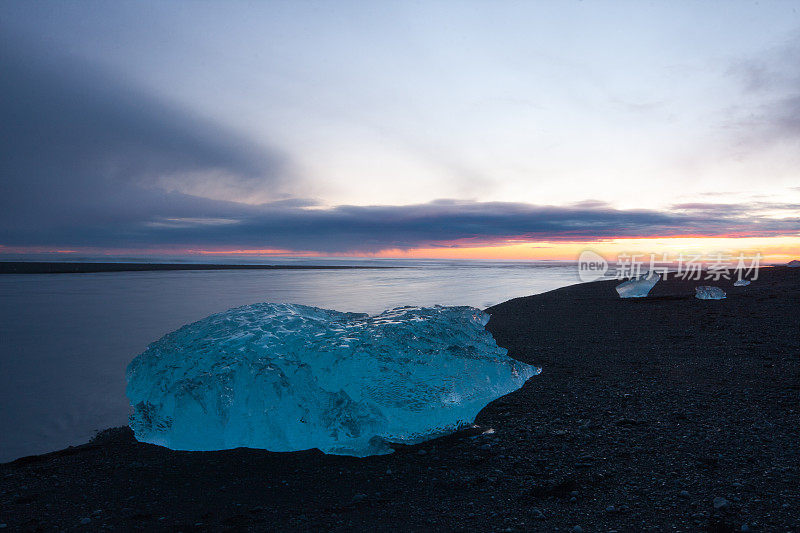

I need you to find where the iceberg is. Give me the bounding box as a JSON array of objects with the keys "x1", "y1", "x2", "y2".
[
  {"x1": 788, "y1": 260, "x2": 800, "y2": 268},
  {"x1": 733, "y1": 279, "x2": 750, "y2": 287},
  {"x1": 695, "y1": 286, "x2": 726, "y2": 300},
  {"x1": 126, "y1": 304, "x2": 539, "y2": 457},
  {"x1": 615, "y1": 271, "x2": 660, "y2": 298}
]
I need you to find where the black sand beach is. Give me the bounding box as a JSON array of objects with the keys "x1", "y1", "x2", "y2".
[{"x1": 1, "y1": 267, "x2": 798, "y2": 531}]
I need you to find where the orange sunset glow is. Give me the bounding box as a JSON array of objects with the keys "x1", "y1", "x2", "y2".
[{"x1": 8, "y1": 236, "x2": 796, "y2": 264}]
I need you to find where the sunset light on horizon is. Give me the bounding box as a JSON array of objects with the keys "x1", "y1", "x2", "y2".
[{"x1": 4, "y1": 234, "x2": 798, "y2": 264}]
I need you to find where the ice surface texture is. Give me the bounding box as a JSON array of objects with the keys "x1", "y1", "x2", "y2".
[
  {"x1": 615, "y1": 271, "x2": 660, "y2": 298},
  {"x1": 127, "y1": 304, "x2": 539, "y2": 457},
  {"x1": 695, "y1": 286, "x2": 726, "y2": 300}
]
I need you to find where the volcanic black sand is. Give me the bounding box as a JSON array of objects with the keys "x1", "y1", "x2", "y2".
[
  {"x1": 2, "y1": 267, "x2": 798, "y2": 532},
  {"x1": 0, "y1": 262, "x2": 396, "y2": 274}
]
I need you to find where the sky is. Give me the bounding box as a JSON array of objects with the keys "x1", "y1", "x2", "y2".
[{"x1": 1, "y1": 1, "x2": 799, "y2": 261}]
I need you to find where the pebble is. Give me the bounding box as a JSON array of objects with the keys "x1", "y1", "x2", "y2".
[
  {"x1": 531, "y1": 508, "x2": 545, "y2": 519},
  {"x1": 417, "y1": 449, "x2": 427, "y2": 455},
  {"x1": 571, "y1": 526, "x2": 583, "y2": 533},
  {"x1": 679, "y1": 490, "x2": 690, "y2": 499},
  {"x1": 741, "y1": 525, "x2": 751, "y2": 532},
  {"x1": 605, "y1": 505, "x2": 616, "y2": 513},
  {"x1": 79, "y1": 518, "x2": 91, "y2": 525},
  {"x1": 713, "y1": 497, "x2": 730, "y2": 511}
]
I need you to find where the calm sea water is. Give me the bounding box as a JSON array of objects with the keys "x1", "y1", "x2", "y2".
[{"x1": 0, "y1": 261, "x2": 580, "y2": 461}]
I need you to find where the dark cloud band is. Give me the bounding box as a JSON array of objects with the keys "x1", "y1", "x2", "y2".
[{"x1": 3, "y1": 196, "x2": 799, "y2": 253}]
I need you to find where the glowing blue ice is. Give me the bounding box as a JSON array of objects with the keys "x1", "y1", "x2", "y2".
[
  {"x1": 695, "y1": 286, "x2": 726, "y2": 300},
  {"x1": 616, "y1": 271, "x2": 660, "y2": 298},
  {"x1": 126, "y1": 304, "x2": 538, "y2": 457}
]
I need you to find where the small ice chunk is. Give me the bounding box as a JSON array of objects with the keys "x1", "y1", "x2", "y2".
[
  {"x1": 695, "y1": 286, "x2": 726, "y2": 300},
  {"x1": 733, "y1": 279, "x2": 750, "y2": 287},
  {"x1": 615, "y1": 271, "x2": 660, "y2": 298},
  {"x1": 126, "y1": 304, "x2": 540, "y2": 457}
]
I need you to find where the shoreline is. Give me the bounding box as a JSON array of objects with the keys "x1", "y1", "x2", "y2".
[
  {"x1": 1, "y1": 267, "x2": 798, "y2": 531},
  {"x1": 0, "y1": 261, "x2": 399, "y2": 274}
]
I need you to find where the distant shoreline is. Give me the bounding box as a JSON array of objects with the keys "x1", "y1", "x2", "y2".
[{"x1": 0, "y1": 262, "x2": 399, "y2": 274}]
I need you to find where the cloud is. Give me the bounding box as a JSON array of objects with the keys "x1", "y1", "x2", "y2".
[
  {"x1": 0, "y1": 35, "x2": 291, "y2": 239},
  {"x1": 3, "y1": 195, "x2": 799, "y2": 254},
  {"x1": 727, "y1": 33, "x2": 800, "y2": 146},
  {"x1": 670, "y1": 201, "x2": 800, "y2": 215},
  {"x1": 1, "y1": 34, "x2": 798, "y2": 256}
]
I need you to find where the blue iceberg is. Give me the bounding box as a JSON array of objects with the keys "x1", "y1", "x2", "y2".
[
  {"x1": 126, "y1": 304, "x2": 539, "y2": 457},
  {"x1": 695, "y1": 286, "x2": 726, "y2": 300},
  {"x1": 616, "y1": 271, "x2": 660, "y2": 298}
]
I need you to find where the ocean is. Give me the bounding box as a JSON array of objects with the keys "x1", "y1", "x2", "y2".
[{"x1": 0, "y1": 260, "x2": 581, "y2": 461}]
